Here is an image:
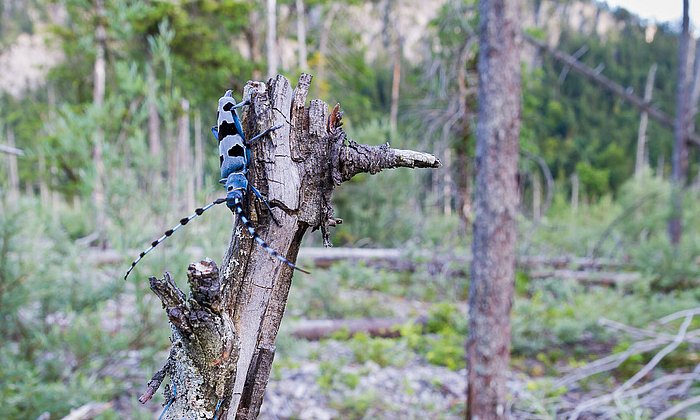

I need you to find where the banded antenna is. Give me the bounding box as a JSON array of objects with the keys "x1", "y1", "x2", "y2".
[
  {"x1": 124, "y1": 198, "x2": 227, "y2": 280},
  {"x1": 231, "y1": 197, "x2": 310, "y2": 274}
]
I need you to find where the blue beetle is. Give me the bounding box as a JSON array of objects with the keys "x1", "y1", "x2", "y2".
[{"x1": 125, "y1": 90, "x2": 308, "y2": 280}]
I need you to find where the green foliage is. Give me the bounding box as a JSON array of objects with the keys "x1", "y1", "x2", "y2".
[
  {"x1": 0, "y1": 198, "x2": 167, "y2": 418},
  {"x1": 512, "y1": 277, "x2": 699, "y2": 357},
  {"x1": 521, "y1": 21, "x2": 680, "y2": 198},
  {"x1": 348, "y1": 332, "x2": 407, "y2": 367},
  {"x1": 286, "y1": 262, "x2": 397, "y2": 319},
  {"x1": 575, "y1": 161, "x2": 610, "y2": 196},
  {"x1": 403, "y1": 303, "x2": 467, "y2": 370},
  {"x1": 317, "y1": 360, "x2": 346, "y2": 390},
  {"x1": 613, "y1": 175, "x2": 700, "y2": 291},
  {"x1": 329, "y1": 390, "x2": 385, "y2": 420}
]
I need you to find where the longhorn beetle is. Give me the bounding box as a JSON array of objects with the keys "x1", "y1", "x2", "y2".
[{"x1": 124, "y1": 90, "x2": 309, "y2": 280}]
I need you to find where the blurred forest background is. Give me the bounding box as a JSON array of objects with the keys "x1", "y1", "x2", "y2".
[{"x1": 1, "y1": 0, "x2": 700, "y2": 418}]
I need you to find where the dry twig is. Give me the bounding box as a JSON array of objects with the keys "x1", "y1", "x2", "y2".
[{"x1": 557, "y1": 308, "x2": 700, "y2": 419}]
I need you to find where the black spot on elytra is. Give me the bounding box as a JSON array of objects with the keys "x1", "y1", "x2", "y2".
[
  {"x1": 228, "y1": 144, "x2": 244, "y2": 157},
  {"x1": 220, "y1": 155, "x2": 224, "y2": 166},
  {"x1": 218, "y1": 120, "x2": 240, "y2": 138}
]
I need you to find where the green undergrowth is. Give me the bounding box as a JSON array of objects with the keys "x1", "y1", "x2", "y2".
[
  {"x1": 0, "y1": 197, "x2": 169, "y2": 419},
  {"x1": 3, "y1": 172, "x2": 700, "y2": 418},
  {"x1": 285, "y1": 259, "x2": 699, "y2": 374}
]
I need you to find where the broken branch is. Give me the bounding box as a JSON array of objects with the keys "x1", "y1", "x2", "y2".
[{"x1": 335, "y1": 140, "x2": 441, "y2": 184}]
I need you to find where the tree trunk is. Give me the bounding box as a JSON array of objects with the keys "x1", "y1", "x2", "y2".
[
  {"x1": 166, "y1": 121, "x2": 176, "y2": 197},
  {"x1": 467, "y1": 0, "x2": 521, "y2": 418},
  {"x1": 455, "y1": 36, "x2": 476, "y2": 230},
  {"x1": 194, "y1": 110, "x2": 204, "y2": 195},
  {"x1": 571, "y1": 173, "x2": 579, "y2": 212},
  {"x1": 690, "y1": 39, "x2": 700, "y2": 120},
  {"x1": 266, "y1": 0, "x2": 278, "y2": 78},
  {"x1": 177, "y1": 99, "x2": 194, "y2": 210},
  {"x1": 6, "y1": 126, "x2": 19, "y2": 202},
  {"x1": 669, "y1": 0, "x2": 691, "y2": 246},
  {"x1": 316, "y1": 4, "x2": 339, "y2": 97},
  {"x1": 38, "y1": 151, "x2": 50, "y2": 207},
  {"x1": 147, "y1": 64, "x2": 161, "y2": 159},
  {"x1": 142, "y1": 74, "x2": 440, "y2": 419},
  {"x1": 532, "y1": 171, "x2": 541, "y2": 220},
  {"x1": 244, "y1": 8, "x2": 263, "y2": 81},
  {"x1": 455, "y1": 146, "x2": 473, "y2": 227},
  {"x1": 390, "y1": 35, "x2": 402, "y2": 134},
  {"x1": 295, "y1": 0, "x2": 307, "y2": 70},
  {"x1": 635, "y1": 63, "x2": 657, "y2": 178},
  {"x1": 92, "y1": 0, "x2": 107, "y2": 247},
  {"x1": 443, "y1": 148, "x2": 453, "y2": 215}
]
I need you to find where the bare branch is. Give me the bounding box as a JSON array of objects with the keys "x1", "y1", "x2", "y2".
[
  {"x1": 654, "y1": 395, "x2": 700, "y2": 420},
  {"x1": 139, "y1": 350, "x2": 173, "y2": 404},
  {"x1": 0, "y1": 144, "x2": 24, "y2": 156},
  {"x1": 335, "y1": 141, "x2": 441, "y2": 184},
  {"x1": 555, "y1": 308, "x2": 700, "y2": 419},
  {"x1": 659, "y1": 307, "x2": 700, "y2": 324},
  {"x1": 614, "y1": 314, "x2": 693, "y2": 395},
  {"x1": 149, "y1": 273, "x2": 190, "y2": 335},
  {"x1": 524, "y1": 34, "x2": 700, "y2": 148},
  {"x1": 522, "y1": 150, "x2": 554, "y2": 216},
  {"x1": 60, "y1": 402, "x2": 113, "y2": 420}
]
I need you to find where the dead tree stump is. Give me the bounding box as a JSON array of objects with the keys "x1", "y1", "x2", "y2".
[{"x1": 143, "y1": 74, "x2": 440, "y2": 419}]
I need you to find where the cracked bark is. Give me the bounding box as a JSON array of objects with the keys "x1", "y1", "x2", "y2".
[
  {"x1": 468, "y1": 0, "x2": 521, "y2": 418},
  {"x1": 142, "y1": 74, "x2": 440, "y2": 419}
]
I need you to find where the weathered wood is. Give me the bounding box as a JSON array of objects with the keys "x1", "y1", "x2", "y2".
[
  {"x1": 635, "y1": 64, "x2": 657, "y2": 178},
  {"x1": 296, "y1": 247, "x2": 625, "y2": 272},
  {"x1": 0, "y1": 143, "x2": 23, "y2": 156},
  {"x1": 6, "y1": 128, "x2": 19, "y2": 201},
  {"x1": 145, "y1": 260, "x2": 239, "y2": 419},
  {"x1": 670, "y1": 0, "x2": 692, "y2": 245},
  {"x1": 266, "y1": 0, "x2": 278, "y2": 77},
  {"x1": 295, "y1": 0, "x2": 307, "y2": 70},
  {"x1": 98, "y1": 247, "x2": 625, "y2": 273},
  {"x1": 291, "y1": 318, "x2": 417, "y2": 340},
  {"x1": 147, "y1": 74, "x2": 439, "y2": 419},
  {"x1": 92, "y1": 0, "x2": 107, "y2": 246},
  {"x1": 528, "y1": 269, "x2": 641, "y2": 286},
  {"x1": 60, "y1": 402, "x2": 113, "y2": 420},
  {"x1": 522, "y1": 150, "x2": 553, "y2": 217},
  {"x1": 147, "y1": 64, "x2": 161, "y2": 158}
]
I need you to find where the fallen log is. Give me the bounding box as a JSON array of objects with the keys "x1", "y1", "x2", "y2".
[
  {"x1": 0, "y1": 144, "x2": 24, "y2": 156},
  {"x1": 60, "y1": 402, "x2": 113, "y2": 420},
  {"x1": 89, "y1": 247, "x2": 629, "y2": 278},
  {"x1": 297, "y1": 247, "x2": 625, "y2": 272},
  {"x1": 291, "y1": 318, "x2": 408, "y2": 340},
  {"x1": 297, "y1": 247, "x2": 403, "y2": 269},
  {"x1": 528, "y1": 269, "x2": 641, "y2": 286}
]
